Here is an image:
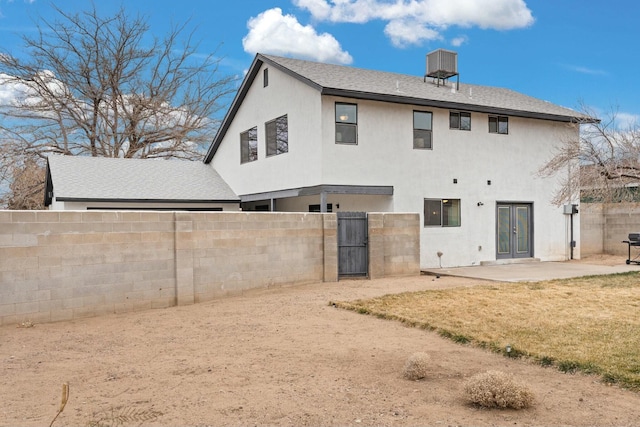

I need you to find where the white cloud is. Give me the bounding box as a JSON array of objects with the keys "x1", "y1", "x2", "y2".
[
  {"x1": 565, "y1": 64, "x2": 608, "y2": 76},
  {"x1": 242, "y1": 7, "x2": 353, "y2": 64},
  {"x1": 451, "y1": 35, "x2": 468, "y2": 47},
  {"x1": 616, "y1": 112, "x2": 640, "y2": 130},
  {"x1": 384, "y1": 18, "x2": 441, "y2": 48},
  {"x1": 294, "y1": 0, "x2": 534, "y2": 47}
]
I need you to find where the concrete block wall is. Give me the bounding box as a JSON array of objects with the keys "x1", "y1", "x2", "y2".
[
  {"x1": 0, "y1": 211, "x2": 420, "y2": 326},
  {"x1": 0, "y1": 210, "x2": 176, "y2": 326},
  {"x1": 374, "y1": 213, "x2": 421, "y2": 277},
  {"x1": 580, "y1": 203, "x2": 604, "y2": 255},
  {"x1": 581, "y1": 203, "x2": 640, "y2": 256},
  {"x1": 179, "y1": 212, "x2": 326, "y2": 302}
]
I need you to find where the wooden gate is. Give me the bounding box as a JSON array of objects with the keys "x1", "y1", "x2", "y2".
[{"x1": 337, "y1": 212, "x2": 368, "y2": 277}]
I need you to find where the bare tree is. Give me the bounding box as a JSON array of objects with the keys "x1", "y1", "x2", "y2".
[
  {"x1": 6, "y1": 156, "x2": 45, "y2": 210},
  {"x1": 0, "y1": 5, "x2": 237, "y2": 208},
  {"x1": 538, "y1": 103, "x2": 640, "y2": 205}
]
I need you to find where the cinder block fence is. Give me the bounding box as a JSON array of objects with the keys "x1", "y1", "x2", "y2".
[{"x1": 0, "y1": 211, "x2": 419, "y2": 325}]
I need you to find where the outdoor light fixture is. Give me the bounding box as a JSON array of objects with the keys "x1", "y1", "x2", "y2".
[{"x1": 477, "y1": 202, "x2": 484, "y2": 206}]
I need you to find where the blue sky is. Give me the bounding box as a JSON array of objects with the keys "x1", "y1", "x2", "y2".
[{"x1": 1, "y1": 0, "x2": 638, "y2": 125}]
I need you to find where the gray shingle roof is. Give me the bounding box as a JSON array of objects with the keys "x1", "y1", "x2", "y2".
[
  {"x1": 47, "y1": 155, "x2": 238, "y2": 203},
  {"x1": 205, "y1": 53, "x2": 592, "y2": 163},
  {"x1": 261, "y1": 54, "x2": 588, "y2": 121}
]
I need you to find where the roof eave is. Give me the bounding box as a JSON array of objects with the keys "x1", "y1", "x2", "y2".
[
  {"x1": 321, "y1": 88, "x2": 593, "y2": 123},
  {"x1": 55, "y1": 197, "x2": 241, "y2": 204}
]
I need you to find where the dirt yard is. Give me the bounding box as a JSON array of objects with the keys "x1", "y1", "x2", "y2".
[{"x1": 2, "y1": 256, "x2": 640, "y2": 426}]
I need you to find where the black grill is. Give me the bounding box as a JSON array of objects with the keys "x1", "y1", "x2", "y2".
[
  {"x1": 622, "y1": 233, "x2": 640, "y2": 264},
  {"x1": 629, "y1": 233, "x2": 640, "y2": 243}
]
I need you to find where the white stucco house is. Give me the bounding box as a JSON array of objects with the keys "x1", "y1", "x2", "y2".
[
  {"x1": 204, "y1": 51, "x2": 590, "y2": 269},
  {"x1": 45, "y1": 155, "x2": 240, "y2": 211}
]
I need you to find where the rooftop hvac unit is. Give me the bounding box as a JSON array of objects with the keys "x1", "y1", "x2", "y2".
[{"x1": 425, "y1": 49, "x2": 459, "y2": 89}]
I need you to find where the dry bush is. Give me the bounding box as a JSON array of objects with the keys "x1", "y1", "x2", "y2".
[
  {"x1": 463, "y1": 370, "x2": 535, "y2": 409},
  {"x1": 403, "y1": 352, "x2": 430, "y2": 380}
]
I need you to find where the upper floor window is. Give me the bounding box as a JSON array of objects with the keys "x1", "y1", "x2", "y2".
[
  {"x1": 489, "y1": 115, "x2": 509, "y2": 134},
  {"x1": 263, "y1": 68, "x2": 269, "y2": 87},
  {"x1": 413, "y1": 111, "x2": 433, "y2": 149},
  {"x1": 240, "y1": 126, "x2": 258, "y2": 164},
  {"x1": 450, "y1": 111, "x2": 471, "y2": 131},
  {"x1": 424, "y1": 198, "x2": 461, "y2": 227},
  {"x1": 335, "y1": 103, "x2": 357, "y2": 144},
  {"x1": 266, "y1": 114, "x2": 288, "y2": 157}
]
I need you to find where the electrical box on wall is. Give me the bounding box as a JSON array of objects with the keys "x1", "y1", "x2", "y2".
[{"x1": 563, "y1": 204, "x2": 579, "y2": 215}]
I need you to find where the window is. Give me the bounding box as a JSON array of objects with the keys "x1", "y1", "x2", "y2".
[
  {"x1": 335, "y1": 103, "x2": 357, "y2": 144},
  {"x1": 424, "y1": 199, "x2": 461, "y2": 227},
  {"x1": 266, "y1": 115, "x2": 288, "y2": 156},
  {"x1": 489, "y1": 115, "x2": 509, "y2": 134},
  {"x1": 263, "y1": 68, "x2": 268, "y2": 87},
  {"x1": 413, "y1": 111, "x2": 433, "y2": 149},
  {"x1": 240, "y1": 126, "x2": 258, "y2": 164},
  {"x1": 450, "y1": 111, "x2": 471, "y2": 130},
  {"x1": 309, "y1": 203, "x2": 333, "y2": 212}
]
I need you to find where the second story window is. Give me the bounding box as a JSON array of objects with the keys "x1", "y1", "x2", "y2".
[
  {"x1": 266, "y1": 115, "x2": 288, "y2": 156},
  {"x1": 240, "y1": 126, "x2": 258, "y2": 164},
  {"x1": 335, "y1": 103, "x2": 357, "y2": 144},
  {"x1": 413, "y1": 111, "x2": 433, "y2": 149},
  {"x1": 263, "y1": 68, "x2": 269, "y2": 87},
  {"x1": 450, "y1": 111, "x2": 471, "y2": 131},
  {"x1": 489, "y1": 115, "x2": 509, "y2": 134}
]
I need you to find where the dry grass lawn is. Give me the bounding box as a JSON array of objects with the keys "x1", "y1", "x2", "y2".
[{"x1": 335, "y1": 271, "x2": 640, "y2": 390}]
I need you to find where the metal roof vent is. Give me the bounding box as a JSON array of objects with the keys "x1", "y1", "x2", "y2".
[{"x1": 425, "y1": 49, "x2": 459, "y2": 90}]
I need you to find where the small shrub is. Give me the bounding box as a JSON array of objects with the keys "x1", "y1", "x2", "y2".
[
  {"x1": 403, "y1": 352, "x2": 431, "y2": 380},
  {"x1": 463, "y1": 370, "x2": 535, "y2": 409}
]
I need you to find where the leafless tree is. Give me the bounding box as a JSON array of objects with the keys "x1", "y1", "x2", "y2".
[
  {"x1": 539, "y1": 103, "x2": 640, "y2": 205},
  {"x1": 0, "y1": 5, "x2": 237, "y2": 208},
  {"x1": 6, "y1": 156, "x2": 45, "y2": 210}
]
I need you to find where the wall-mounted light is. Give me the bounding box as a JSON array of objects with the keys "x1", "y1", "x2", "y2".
[{"x1": 477, "y1": 202, "x2": 484, "y2": 206}]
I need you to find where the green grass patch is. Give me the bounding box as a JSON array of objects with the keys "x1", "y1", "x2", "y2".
[{"x1": 334, "y1": 271, "x2": 640, "y2": 391}]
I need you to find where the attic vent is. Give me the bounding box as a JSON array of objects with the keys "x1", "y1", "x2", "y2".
[{"x1": 425, "y1": 49, "x2": 459, "y2": 90}]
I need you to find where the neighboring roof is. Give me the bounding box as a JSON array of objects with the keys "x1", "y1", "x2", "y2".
[
  {"x1": 45, "y1": 155, "x2": 239, "y2": 205},
  {"x1": 205, "y1": 53, "x2": 595, "y2": 163}
]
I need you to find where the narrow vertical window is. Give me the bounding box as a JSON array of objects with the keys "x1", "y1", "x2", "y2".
[
  {"x1": 335, "y1": 103, "x2": 357, "y2": 144},
  {"x1": 266, "y1": 115, "x2": 288, "y2": 156},
  {"x1": 263, "y1": 68, "x2": 269, "y2": 87},
  {"x1": 240, "y1": 126, "x2": 258, "y2": 164},
  {"x1": 413, "y1": 111, "x2": 433, "y2": 149}
]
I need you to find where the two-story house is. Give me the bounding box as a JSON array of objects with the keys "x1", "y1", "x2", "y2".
[{"x1": 205, "y1": 51, "x2": 588, "y2": 269}]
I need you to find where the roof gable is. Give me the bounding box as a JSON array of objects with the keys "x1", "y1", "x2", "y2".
[{"x1": 204, "y1": 53, "x2": 592, "y2": 163}]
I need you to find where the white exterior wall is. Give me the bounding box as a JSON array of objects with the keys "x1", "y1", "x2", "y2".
[
  {"x1": 209, "y1": 66, "x2": 579, "y2": 268},
  {"x1": 211, "y1": 63, "x2": 324, "y2": 194},
  {"x1": 318, "y1": 96, "x2": 579, "y2": 267}
]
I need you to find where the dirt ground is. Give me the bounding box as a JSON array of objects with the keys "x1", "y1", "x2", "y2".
[{"x1": 2, "y1": 255, "x2": 640, "y2": 427}]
